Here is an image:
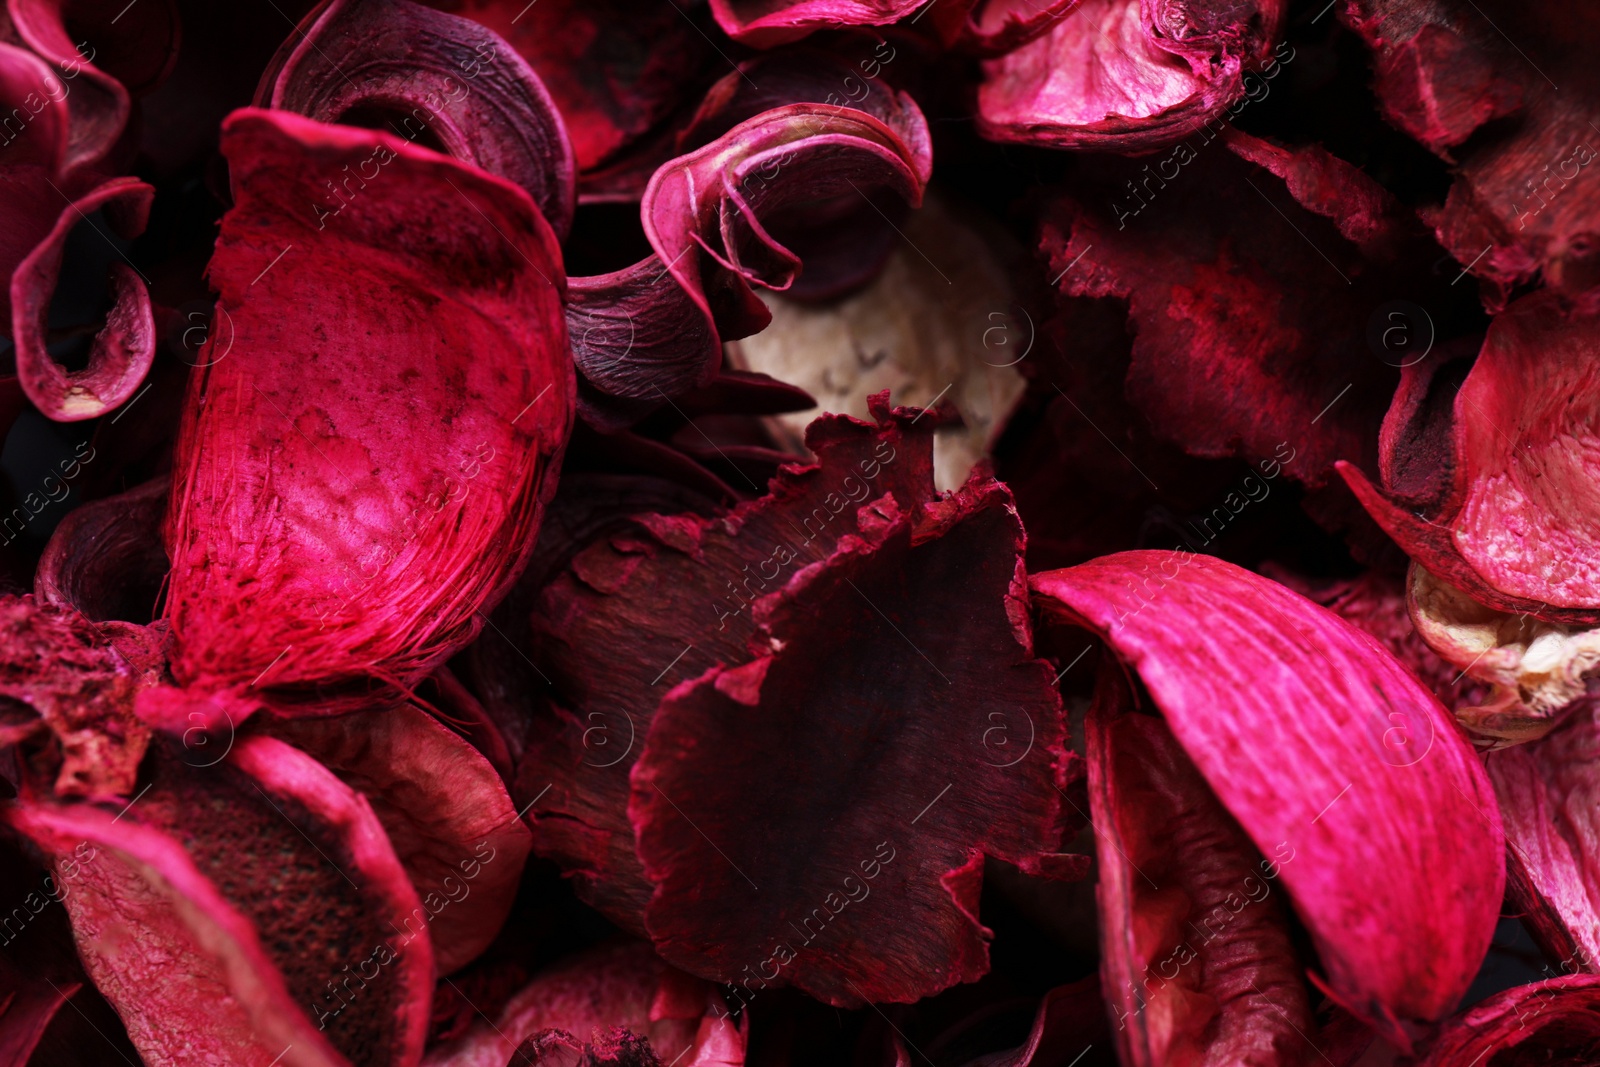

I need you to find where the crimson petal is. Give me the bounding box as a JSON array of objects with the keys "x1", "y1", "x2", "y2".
[
  {"x1": 707, "y1": 0, "x2": 926, "y2": 48},
  {"x1": 262, "y1": 703, "x2": 534, "y2": 975},
  {"x1": 1416, "y1": 974, "x2": 1600, "y2": 1065},
  {"x1": 157, "y1": 108, "x2": 571, "y2": 717}
]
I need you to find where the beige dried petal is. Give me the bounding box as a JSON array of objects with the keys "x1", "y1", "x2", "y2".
[
  {"x1": 1410, "y1": 564, "x2": 1600, "y2": 746},
  {"x1": 729, "y1": 189, "x2": 1026, "y2": 491}
]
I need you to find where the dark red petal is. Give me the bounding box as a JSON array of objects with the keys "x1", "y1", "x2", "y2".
[
  {"x1": 1341, "y1": 2, "x2": 1595, "y2": 303},
  {"x1": 260, "y1": 0, "x2": 576, "y2": 238},
  {"x1": 924, "y1": 0, "x2": 1088, "y2": 57},
  {"x1": 35, "y1": 476, "x2": 169, "y2": 625},
  {"x1": 976, "y1": 0, "x2": 1286, "y2": 151},
  {"x1": 1416, "y1": 974, "x2": 1600, "y2": 1066},
  {"x1": 5, "y1": 734, "x2": 437, "y2": 1066},
  {"x1": 517, "y1": 400, "x2": 939, "y2": 929},
  {"x1": 1088, "y1": 677, "x2": 1314, "y2": 1066},
  {"x1": 1339, "y1": 291, "x2": 1600, "y2": 622},
  {"x1": 1032, "y1": 553, "x2": 1505, "y2": 1049},
  {"x1": 421, "y1": 941, "x2": 742, "y2": 1067},
  {"x1": 1038, "y1": 130, "x2": 1451, "y2": 487},
  {"x1": 631, "y1": 475, "x2": 1070, "y2": 1006},
  {"x1": 426, "y1": 0, "x2": 712, "y2": 174},
  {"x1": 1486, "y1": 704, "x2": 1600, "y2": 976},
  {"x1": 160, "y1": 108, "x2": 572, "y2": 715},
  {"x1": 10, "y1": 176, "x2": 156, "y2": 421},
  {"x1": 262, "y1": 703, "x2": 533, "y2": 975},
  {"x1": 0, "y1": 41, "x2": 69, "y2": 171},
  {"x1": 707, "y1": 0, "x2": 926, "y2": 48},
  {"x1": 4, "y1": 0, "x2": 137, "y2": 172},
  {"x1": 571, "y1": 98, "x2": 929, "y2": 424}
]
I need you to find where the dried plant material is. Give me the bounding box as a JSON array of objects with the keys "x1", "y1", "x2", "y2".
[{"x1": 730, "y1": 190, "x2": 1026, "y2": 491}]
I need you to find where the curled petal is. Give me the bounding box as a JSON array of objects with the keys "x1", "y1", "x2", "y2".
[
  {"x1": 1339, "y1": 292, "x2": 1600, "y2": 622},
  {"x1": 10, "y1": 176, "x2": 156, "y2": 421},
  {"x1": 161, "y1": 108, "x2": 572, "y2": 715},
  {"x1": 1089, "y1": 677, "x2": 1314, "y2": 1066},
  {"x1": 1031, "y1": 553, "x2": 1505, "y2": 1049},
  {"x1": 571, "y1": 99, "x2": 928, "y2": 423},
  {"x1": 1416, "y1": 974, "x2": 1600, "y2": 1066},
  {"x1": 925, "y1": 0, "x2": 1088, "y2": 56},
  {"x1": 35, "y1": 476, "x2": 169, "y2": 625},
  {"x1": 261, "y1": 0, "x2": 576, "y2": 237},
  {"x1": 262, "y1": 703, "x2": 533, "y2": 975},
  {"x1": 0, "y1": 41, "x2": 69, "y2": 170},
  {"x1": 707, "y1": 0, "x2": 926, "y2": 48},
  {"x1": 422, "y1": 941, "x2": 742, "y2": 1067},
  {"x1": 4, "y1": 734, "x2": 436, "y2": 1066},
  {"x1": 977, "y1": 0, "x2": 1286, "y2": 151}
]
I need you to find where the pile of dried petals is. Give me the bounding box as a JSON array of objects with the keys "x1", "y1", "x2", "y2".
[{"x1": 0, "y1": 0, "x2": 1593, "y2": 1064}]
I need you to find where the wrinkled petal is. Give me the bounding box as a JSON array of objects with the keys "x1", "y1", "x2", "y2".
[
  {"x1": 159, "y1": 108, "x2": 572, "y2": 717},
  {"x1": 1089, "y1": 680, "x2": 1313, "y2": 1066},
  {"x1": 1341, "y1": 1, "x2": 1599, "y2": 304},
  {"x1": 260, "y1": 0, "x2": 576, "y2": 237},
  {"x1": 1038, "y1": 130, "x2": 1458, "y2": 486},
  {"x1": 0, "y1": 594, "x2": 153, "y2": 798},
  {"x1": 10, "y1": 176, "x2": 156, "y2": 421},
  {"x1": 516, "y1": 398, "x2": 944, "y2": 931},
  {"x1": 422, "y1": 941, "x2": 742, "y2": 1067},
  {"x1": 262, "y1": 702, "x2": 533, "y2": 975},
  {"x1": 926, "y1": 0, "x2": 1088, "y2": 56},
  {"x1": 1031, "y1": 553, "x2": 1505, "y2": 1050},
  {"x1": 1340, "y1": 291, "x2": 1600, "y2": 622},
  {"x1": 976, "y1": 0, "x2": 1285, "y2": 150},
  {"x1": 3, "y1": 734, "x2": 436, "y2": 1067},
  {"x1": 632, "y1": 473, "x2": 1073, "y2": 1006}
]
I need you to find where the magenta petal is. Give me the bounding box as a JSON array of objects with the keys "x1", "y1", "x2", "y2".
[
  {"x1": 4, "y1": 0, "x2": 137, "y2": 173},
  {"x1": 35, "y1": 476, "x2": 169, "y2": 624},
  {"x1": 1486, "y1": 705, "x2": 1600, "y2": 976},
  {"x1": 10, "y1": 176, "x2": 156, "y2": 421},
  {"x1": 707, "y1": 0, "x2": 926, "y2": 48},
  {"x1": 1031, "y1": 553, "x2": 1505, "y2": 1049},
  {"x1": 260, "y1": 0, "x2": 576, "y2": 237},
  {"x1": 976, "y1": 0, "x2": 1286, "y2": 151},
  {"x1": 161, "y1": 108, "x2": 572, "y2": 714}
]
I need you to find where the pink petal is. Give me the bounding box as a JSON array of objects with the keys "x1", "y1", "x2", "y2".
[{"x1": 1031, "y1": 552, "x2": 1505, "y2": 1049}]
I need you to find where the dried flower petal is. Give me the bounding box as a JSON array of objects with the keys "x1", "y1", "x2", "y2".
[
  {"x1": 263, "y1": 703, "x2": 533, "y2": 974},
  {"x1": 976, "y1": 0, "x2": 1286, "y2": 150},
  {"x1": 260, "y1": 0, "x2": 576, "y2": 237},
  {"x1": 1032, "y1": 552, "x2": 1505, "y2": 1049},
  {"x1": 708, "y1": 0, "x2": 925, "y2": 48},
  {"x1": 1415, "y1": 974, "x2": 1600, "y2": 1065},
  {"x1": 160, "y1": 108, "x2": 572, "y2": 717},
  {"x1": 1088, "y1": 684, "x2": 1313, "y2": 1066},
  {"x1": 1340, "y1": 291, "x2": 1600, "y2": 622},
  {"x1": 35, "y1": 476, "x2": 169, "y2": 625}
]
